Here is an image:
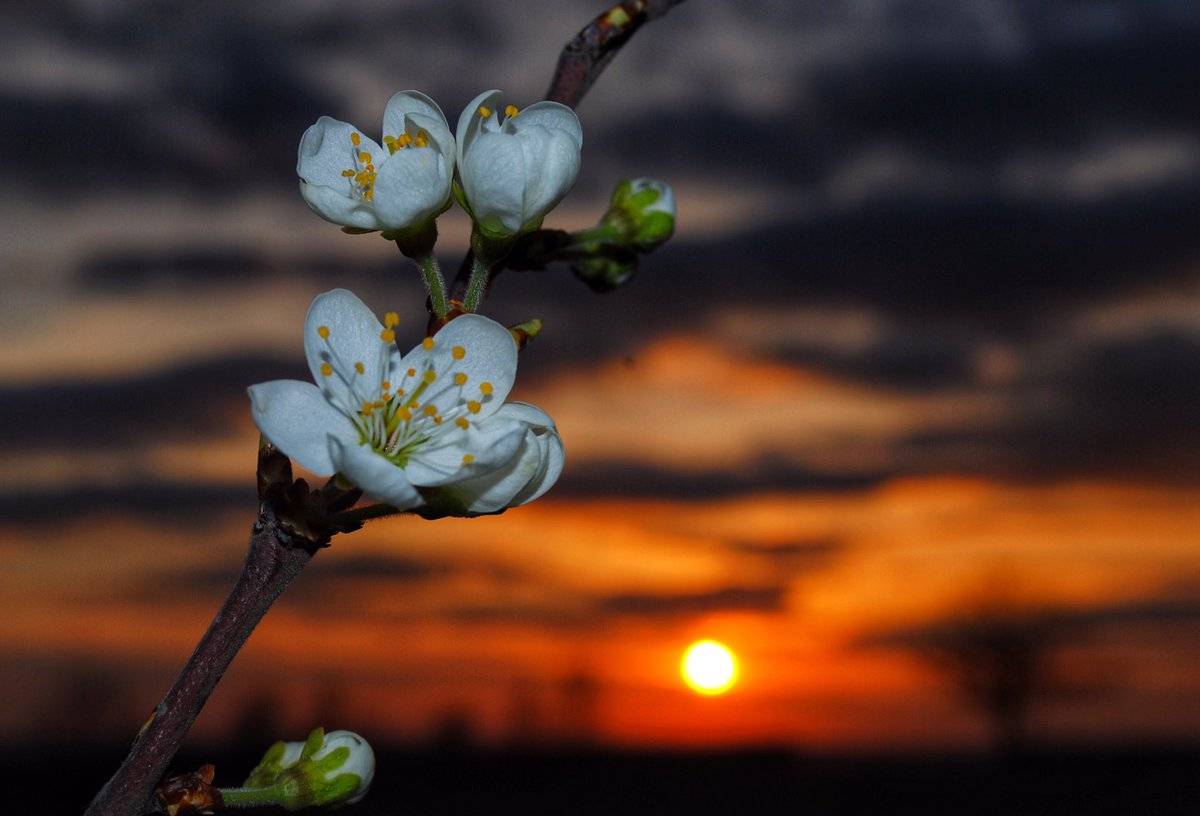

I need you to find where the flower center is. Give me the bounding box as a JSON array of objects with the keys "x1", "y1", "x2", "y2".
[
  {"x1": 340, "y1": 131, "x2": 376, "y2": 201},
  {"x1": 478, "y1": 103, "x2": 521, "y2": 133},
  {"x1": 314, "y1": 316, "x2": 497, "y2": 468}
]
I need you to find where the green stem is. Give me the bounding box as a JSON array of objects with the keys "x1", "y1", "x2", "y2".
[
  {"x1": 462, "y1": 253, "x2": 491, "y2": 313},
  {"x1": 417, "y1": 254, "x2": 449, "y2": 318},
  {"x1": 219, "y1": 785, "x2": 284, "y2": 808}
]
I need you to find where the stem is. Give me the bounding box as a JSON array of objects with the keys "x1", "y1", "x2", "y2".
[
  {"x1": 462, "y1": 253, "x2": 492, "y2": 313},
  {"x1": 218, "y1": 786, "x2": 283, "y2": 808},
  {"x1": 416, "y1": 254, "x2": 449, "y2": 318},
  {"x1": 83, "y1": 504, "x2": 315, "y2": 816}
]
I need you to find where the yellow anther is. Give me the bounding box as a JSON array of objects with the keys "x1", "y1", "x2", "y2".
[
  {"x1": 453, "y1": 372, "x2": 468, "y2": 386},
  {"x1": 380, "y1": 328, "x2": 396, "y2": 343},
  {"x1": 358, "y1": 151, "x2": 372, "y2": 163},
  {"x1": 422, "y1": 369, "x2": 437, "y2": 384},
  {"x1": 478, "y1": 105, "x2": 492, "y2": 118},
  {"x1": 451, "y1": 345, "x2": 466, "y2": 360},
  {"x1": 422, "y1": 337, "x2": 435, "y2": 351},
  {"x1": 317, "y1": 326, "x2": 330, "y2": 339},
  {"x1": 414, "y1": 130, "x2": 429, "y2": 148},
  {"x1": 467, "y1": 400, "x2": 481, "y2": 414},
  {"x1": 398, "y1": 407, "x2": 412, "y2": 421},
  {"x1": 396, "y1": 387, "x2": 405, "y2": 397},
  {"x1": 398, "y1": 133, "x2": 413, "y2": 148},
  {"x1": 423, "y1": 404, "x2": 438, "y2": 417},
  {"x1": 455, "y1": 417, "x2": 470, "y2": 430},
  {"x1": 354, "y1": 361, "x2": 365, "y2": 375},
  {"x1": 504, "y1": 104, "x2": 519, "y2": 118},
  {"x1": 320, "y1": 362, "x2": 333, "y2": 377},
  {"x1": 479, "y1": 382, "x2": 494, "y2": 396},
  {"x1": 361, "y1": 401, "x2": 374, "y2": 415},
  {"x1": 462, "y1": 454, "x2": 475, "y2": 466},
  {"x1": 384, "y1": 311, "x2": 400, "y2": 327},
  {"x1": 434, "y1": 416, "x2": 443, "y2": 424},
  {"x1": 407, "y1": 367, "x2": 416, "y2": 377},
  {"x1": 381, "y1": 380, "x2": 391, "y2": 390},
  {"x1": 350, "y1": 132, "x2": 361, "y2": 147},
  {"x1": 341, "y1": 169, "x2": 355, "y2": 177}
]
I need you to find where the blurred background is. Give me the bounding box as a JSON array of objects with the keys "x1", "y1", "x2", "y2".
[{"x1": 3, "y1": 0, "x2": 1200, "y2": 812}]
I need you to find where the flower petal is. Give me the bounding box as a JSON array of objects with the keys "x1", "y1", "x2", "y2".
[
  {"x1": 509, "y1": 101, "x2": 582, "y2": 149},
  {"x1": 383, "y1": 92, "x2": 456, "y2": 176},
  {"x1": 298, "y1": 116, "x2": 383, "y2": 189},
  {"x1": 299, "y1": 181, "x2": 383, "y2": 231},
  {"x1": 401, "y1": 313, "x2": 518, "y2": 420},
  {"x1": 460, "y1": 130, "x2": 526, "y2": 236},
  {"x1": 304, "y1": 289, "x2": 400, "y2": 413},
  {"x1": 404, "y1": 415, "x2": 526, "y2": 487},
  {"x1": 517, "y1": 126, "x2": 581, "y2": 225},
  {"x1": 372, "y1": 146, "x2": 449, "y2": 230},
  {"x1": 490, "y1": 402, "x2": 564, "y2": 507},
  {"x1": 248, "y1": 380, "x2": 356, "y2": 476},
  {"x1": 329, "y1": 437, "x2": 422, "y2": 509},
  {"x1": 456, "y1": 89, "x2": 503, "y2": 167}
]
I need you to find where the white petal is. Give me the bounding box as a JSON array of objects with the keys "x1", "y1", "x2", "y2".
[
  {"x1": 445, "y1": 427, "x2": 543, "y2": 514},
  {"x1": 304, "y1": 289, "x2": 400, "y2": 412},
  {"x1": 329, "y1": 437, "x2": 422, "y2": 509},
  {"x1": 403, "y1": 111, "x2": 456, "y2": 173},
  {"x1": 248, "y1": 380, "x2": 356, "y2": 476},
  {"x1": 461, "y1": 130, "x2": 526, "y2": 236},
  {"x1": 517, "y1": 126, "x2": 581, "y2": 225},
  {"x1": 456, "y1": 89, "x2": 503, "y2": 167},
  {"x1": 404, "y1": 416, "x2": 526, "y2": 487},
  {"x1": 401, "y1": 313, "x2": 518, "y2": 419},
  {"x1": 493, "y1": 401, "x2": 565, "y2": 506},
  {"x1": 299, "y1": 181, "x2": 383, "y2": 230},
  {"x1": 315, "y1": 730, "x2": 375, "y2": 803},
  {"x1": 509, "y1": 101, "x2": 582, "y2": 149},
  {"x1": 297, "y1": 116, "x2": 383, "y2": 190},
  {"x1": 372, "y1": 147, "x2": 449, "y2": 230},
  {"x1": 383, "y1": 90, "x2": 448, "y2": 137}
]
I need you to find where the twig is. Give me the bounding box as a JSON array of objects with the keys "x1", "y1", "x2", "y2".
[
  {"x1": 546, "y1": 0, "x2": 690, "y2": 108},
  {"x1": 451, "y1": 0, "x2": 690, "y2": 300}
]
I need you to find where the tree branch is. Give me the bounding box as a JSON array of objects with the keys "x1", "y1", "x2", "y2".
[{"x1": 545, "y1": 0, "x2": 690, "y2": 107}]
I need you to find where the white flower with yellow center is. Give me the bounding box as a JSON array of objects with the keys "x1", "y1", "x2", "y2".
[
  {"x1": 248, "y1": 289, "x2": 563, "y2": 515},
  {"x1": 455, "y1": 89, "x2": 583, "y2": 238},
  {"x1": 297, "y1": 91, "x2": 455, "y2": 233}
]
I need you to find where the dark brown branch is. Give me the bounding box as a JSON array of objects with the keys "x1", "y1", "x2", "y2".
[
  {"x1": 83, "y1": 507, "x2": 315, "y2": 816},
  {"x1": 545, "y1": 0, "x2": 690, "y2": 108}
]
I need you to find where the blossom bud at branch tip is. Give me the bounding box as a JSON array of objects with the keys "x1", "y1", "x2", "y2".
[
  {"x1": 603, "y1": 177, "x2": 676, "y2": 252},
  {"x1": 221, "y1": 727, "x2": 375, "y2": 810}
]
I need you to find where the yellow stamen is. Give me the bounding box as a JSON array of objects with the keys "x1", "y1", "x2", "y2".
[
  {"x1": 478, "y1": 105, "x2": 492, "y2": 118},
  {"x1": 384, "y1": 311, "x2": 400, "y2": 327},
  {"x1": 399, "y1": 133, "x2": 413, "y2": 147},
  {"x1": 407, "y1": 368, "x2": 416, "y2": 377},
  {"x1": 341, "y1": 169, "x2": 355, "y2": 177},
  {"x1": 423, "y1": 404, "x2": 438, "y2": 417},
  {"x1": 455, "y1": 417, "x2": 470, "y2": 430},
  {"x1": 320, "y1": 363, "x2": 333, "y2": 377},
  {"x1": 422, "y1": 337, "x2": 435, "y2": 351},
  {"x1": 453, "y1": 372, "x2": 468, "y2": 386},
  {"x1": 451, "y1": 346, "x2": 466, "y2": 360},
  {"x1": 350, "y1": 132, "x2": 361, "y2": 147},
  {"x1": 434, "y1": 416, "x2": 443, "y2": 424},
  {"x1": 467, "y1": 400, "x2": 481, "y2": 414},
  {"x1": 422, "y1": 370, "x2": 437, "y2": 384},
  {"x1": 317, "y1": 326, "x2": 330, "y2": 339},
  {"x1": 354, "y1": 361, "x2": 365, "y2": 375},
  {"x1": 504, "y1": 104, "x2": 519, "y2": 118},
  {"x1": 380, "y1": 328, "x2": 395, "y2": 343},
  {"x1": 358, "y1": 151, "x2": 372, "y2": 163},
  {"x1": 462, "y1": 454, "x2": 475, "y2": 466},
  {"x1": 414, "y1": 130, "x2": 429, "y2": 148},
  {"x1": 479, "y1": 382, "x2": 494, "y2": 396},
  {"x1": 381, "y1": 380, "x2": 391, "y2": 390}
]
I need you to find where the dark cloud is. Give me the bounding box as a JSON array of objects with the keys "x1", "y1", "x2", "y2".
[
  {"x1": 599, "y1": 585, "x2": 787, "y2": 618},
  {"x1": 0, "y1": 354, "x2": 302, "y2": 452},
  {"x1": 0, "y1": 482, "x2": 250, "y2": 526}
]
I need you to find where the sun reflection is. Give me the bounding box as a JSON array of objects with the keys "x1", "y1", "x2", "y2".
[{"x1": 681, "y1": 640, "x2": 739, "y2": 696}]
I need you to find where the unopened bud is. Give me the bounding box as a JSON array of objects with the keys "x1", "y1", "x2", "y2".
[
  {"x1": 572, "y1": 252, "x2": 639, "y2": 293},
  {"x1": 602, "y1": 178, "x2": 676, "y2": 252},
  {"x1": 225, "y1": 727, "x2": 375, "y2": 810}
]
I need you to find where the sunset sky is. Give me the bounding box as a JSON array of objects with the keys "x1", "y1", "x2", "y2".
[{"x1": 2, "y1": 0, "x2": 1199, "y2": 753}]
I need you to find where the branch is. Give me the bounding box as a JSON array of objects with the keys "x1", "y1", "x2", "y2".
[
  {"x1": 451, "y1": 0, "x2": 689, "y2": 300},
  {"x1": 545, "y1": 0, "x2": 690, "y2": 107}
]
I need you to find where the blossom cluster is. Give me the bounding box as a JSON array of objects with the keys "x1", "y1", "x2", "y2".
[{"x1": 297, "y1": 89, "x2": 582, "y2": 240}]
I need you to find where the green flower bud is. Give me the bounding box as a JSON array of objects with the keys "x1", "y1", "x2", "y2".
[
  {"x1": 602, "y1": 178, "x2": 676, "y2": 252},
  {"x1": 224, "y1": 727, "x2": 374, "y2": 811},
  {"x1": 572, "y1": 251, "x2": 639, "y2": 293}
]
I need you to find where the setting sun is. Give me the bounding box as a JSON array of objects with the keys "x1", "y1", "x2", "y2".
[{"x1": 681, "y1": 640, "x2": 739, "y2": 696}]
